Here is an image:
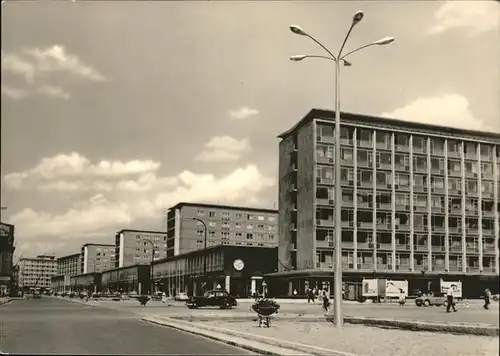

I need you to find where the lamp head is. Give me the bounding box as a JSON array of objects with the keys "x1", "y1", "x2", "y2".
[
  {"x1": 290, "y1": 25, "x2": 307, "y2": 36},
  {"x1": 353, "y1": 11, "x2": 364, "y2": 24},
  {"x1": 373, "y1": 37, "x2": 395, "y2": 45},
  {"x1": 290, "y1": 55, "x2": 307, "y2": 61}
]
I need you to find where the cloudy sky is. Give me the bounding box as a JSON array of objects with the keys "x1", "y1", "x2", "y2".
[{"x1": 1, "y1": 1, "x2": 499, "y2": 257}]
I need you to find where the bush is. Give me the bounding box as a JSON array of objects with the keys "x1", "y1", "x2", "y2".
[{"x1": 252, "y1": 298, "x2": 280, "y2": 316}]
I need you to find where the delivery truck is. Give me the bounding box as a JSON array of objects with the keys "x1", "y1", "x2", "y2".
[{"x1": 361, "y1": 278, "x2": 408, "y2": 302}]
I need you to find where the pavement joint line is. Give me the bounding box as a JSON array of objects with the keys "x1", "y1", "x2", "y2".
[
  {"x1": 142, "y1": 316, "x2": 311, "y2": 356},
  {"x1": 147, "y1": 315, "x2": 356, "y2": 356}
]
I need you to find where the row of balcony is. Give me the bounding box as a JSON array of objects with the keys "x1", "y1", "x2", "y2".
[
  {"x1": 314, "y1": 241, "x2": 497, "y2": 253},
  {"x1": 315, "y1": 130, "x2": 499, "y2": 161},
  {"x1": 314, "y1": 261, "x2": 497, "y2": 273},
  {"x1": 310, "y1": 220, "x2": 497, "y2": 235}
]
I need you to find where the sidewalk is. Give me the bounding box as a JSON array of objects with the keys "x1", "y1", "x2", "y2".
[
  {"x1": 163, "y1": 317, "x2": 498, "y2": 356},
  {"x1": 0, "y1": 297, "x2": 12, "y2": 305}
]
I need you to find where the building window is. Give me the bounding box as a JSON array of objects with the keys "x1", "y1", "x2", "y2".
[
  {"x1": 268, "y1": 216, "x2": 276, "y2": 222},
  {"x1": 235, "y1": 213, "x2": 242, "y2": 220},
  {"x1": 197, "y1": 209, "x2": 204, "y2": 216},
  {"x1": 235, "y1": 232, "x2": 243, "y2": 238},
  {"x1": 235, "y1": 222, "x2": 242, "y2": 229},
  {"x1": 208, "y1": 221, "x2": 216, "y2": 228},
  {"x1": 247, "y1": 224, "x2": 254, "y2": 229},
  {"x1": 247, "y1": 214, "x2": 254, "y2": 220},
  {"x1": 208, "y1": 211, "x2": 216, "y2": 217},
  {"x1": 208, "y1": 231, "x2": 216, "y2": 237},
  {"x1": 246, "y1": 233, "x2": 254, "y2": 240},
  {"x1": 196, "y1": 230, "x2": 204, "y2": 236}
]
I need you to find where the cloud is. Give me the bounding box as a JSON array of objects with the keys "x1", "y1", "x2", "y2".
[
  {"x1": 1, "y1": 85, "x2": 28, "y2": 99},
  {"x1": 2, "y1": 52, "x2": 35, "y2": 83},
  {"x1": 229, "y1": 106, "x2": 259, "y2": 120},
  {"x1": 37, "y1": 84, "x2": 71, "y2": 100},
  {"x1": 428, "y1": 1, "x2": 499, "y2": 37},
  {"x1": 7, "y1": 163, "x2": 275, "y2": 240},
  {"x1": 10, "y1": 194, "x2": 132, "y2": 240},
  {"x1": 196, "y1": 136, "x2": 252, "y2": 162},
  {"x1": 25, "y1": 45, "x2": 106, "y2": 82},
  {"x1": 381, "y1": 94, "x2": 487, "y2": 130},
  {"x1": 3, "y1": 152, "x2": 161, "y2": 190}
]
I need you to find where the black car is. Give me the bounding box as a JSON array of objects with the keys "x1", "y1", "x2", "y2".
[{"x1": 186, "y1": 290, "x2": 237, "y2": 309}]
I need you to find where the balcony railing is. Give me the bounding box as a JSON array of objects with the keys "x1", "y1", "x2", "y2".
[
  {"x1": 431, "y1": 225, "x2": 446, "y2": 232},
  {"x1": 395, "y1": 244, "x2": 411, "y2": 251},
  {"x1": 447, "y1": 150, "x2": 460, "y2": 158},
  {"x1": 377, "y1": 264, "x2": 393, "y2": 271},
  {"x1": 415, "y1": 245, "x2": 428, "y2": 252},
  {"x1": 357, "y1": 242, "x2": 371, "y2": 250},
  {"x1": 358, "y1": 140, "x2": 372, "y2": 148},
  {"x1": 482, "y1": 210, "x2": 495, "y2": 217},
  {"x1": 316, "y1": 240, "x2": 334, "y2": 248},
  {"x1": 482, "y1": 266, "x2": 496, "y2": 273},
  {"x1": 466, "y1": 246, "x2": 479, "y2": 253},
  {"x1": 482, "y1": 229, "x2": 494, "y2": 237},
  {"x1": 431, "y1": 245, "x2": 446, "y2": 252},
  {"x1": 378, "y1": 243, "x2": 392, "y2": 250},
  {"x1": 318, "y1": 262, "x2": 334, "y2": 269},
  {"x1": 448, "y1": 265, "x2": 462, "y2": 272},
  {"x1": 466, "y1": 266, "x2": 480, "y2": 273},
  {"x1": 415, "y1": 263, "x2": 429, "y2": 271},
  {"x1": 483, "y1": 245, "x2": 495, "y2": 253},
  {"x1": 317, "y1": 219, "x2": 334, "y2": 227},
  {"x1": 358, "y1": 263, "x2": 373, "y2": 270},
  {"x1": 466, "y1": 227, "x2": 479, "y2": 234},
  {"x1": 376, "y1": 223, "x2": 391, "y2": 230},
  {"x1": 450, "y1": 245, "x2": 463, "y2": 253},
  {"x1": 358, "y1": 222, "x2": 373, "y2": 229},
  {"x1": 396, "y1": 264, "x2": 411, "y2": 271}
]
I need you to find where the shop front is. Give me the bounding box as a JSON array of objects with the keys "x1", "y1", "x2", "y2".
[
  {"x1": 100, "y1": 264, "x2": 151, "y2": 294},
  {"x1": 70, "y1": 272, "x2": 101, "y2": 294},
  {"x1": 51, "y1": 274, "x2": 71, "y2": 293},
  {"x1": 153, "y1": 245, "x2": 278, "y2": 298}
]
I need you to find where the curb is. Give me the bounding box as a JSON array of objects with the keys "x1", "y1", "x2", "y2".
[
  {"x1": 169, "y1": 314, "x2": 499, "y2": 337},
  {"x1": 143, "y1": 316, "x2": 313, "y2": 356},
  {"x1": 50, "y1": 296, "x2": 98, "y2": 307},
  {"x1": 0, "y1": 299, "x2": 12, "y2": 306}
]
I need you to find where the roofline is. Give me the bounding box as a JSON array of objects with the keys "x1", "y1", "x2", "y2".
[
  {"x1": 100, "y1": 263, "x2": 151, "y2": 274},
  {"x1": 116, "y1": 229, "x2": 167, "y2": 235},
  {"x1": 153, "y1": 245, "x2": 277, "y2": 265},
  {"x1": 278, "y1": 109, "x2": 500, "y2": 141},
  {"x1": 167, "y1": 202, "x2": 278, "y2": 214},
  {"x1": 56, "y1": 252, "x2": 81, "y2": 261},
  {"x1": 0, "y1": 222, "x2": 15, "y2": 228},
  {"x1": 82, "y1": 243, "x2": 115, "y2": 247}
]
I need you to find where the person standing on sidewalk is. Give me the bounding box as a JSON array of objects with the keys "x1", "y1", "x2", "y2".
[
  {"x1": 446, "y1": 284, "x2": 458, "y2": 313},
  {"x1": 483, "y1": 288, "x2": 491, "y2": 310}
]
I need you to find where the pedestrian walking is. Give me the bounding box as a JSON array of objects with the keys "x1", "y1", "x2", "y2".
[
  {"x1": 398, "y1": 289, "x2": 405, "y2": 306},
  {"x1": 446, "y1": 284, "x2": 458, "y2": 313},
  {"x1": 161, "y1": 291, "x2": 167, "y2": 304},
  {"x1": 483, "y1": 288, "x2": 491, "y2": 310},
  {"x1": 322, "y1": 289, "x2": 330, "y2": 315}
]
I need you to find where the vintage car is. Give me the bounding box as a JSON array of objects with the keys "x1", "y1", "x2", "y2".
[
  {"x1": 186, "y1": 290, "x2": 237, "y2": 309},
  {"x1": 415, "y1": 295, "x2": 450, "y2": 307}
]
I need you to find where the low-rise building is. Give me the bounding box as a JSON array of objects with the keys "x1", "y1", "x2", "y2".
[{"x1": 0, "y1": 222, "x2": 15, "y2": 296}]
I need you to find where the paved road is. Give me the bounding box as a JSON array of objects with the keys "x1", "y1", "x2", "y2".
[
  {"x1": 87, "y1": 298, "x2": 499, "y2": 326},
  {"x1": 0, "y1": 298, "x2": 255, "y2": 354}
]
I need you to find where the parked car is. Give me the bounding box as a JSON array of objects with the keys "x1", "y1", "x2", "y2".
[
  {"x1": 492, "y1": 294, "x2": 499, "y2": 302},
  {"x1": 415, "y1": 295, "x2": 449, "y2": 307},
  {"x1": 186, "y1": 290, "x2": 237, "y2": 309},
  {"x1": 175, "y1": 292, "x2": 189, "y2": 301}
]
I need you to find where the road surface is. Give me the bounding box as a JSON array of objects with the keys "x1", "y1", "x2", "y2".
[
  {"x1": 87, "y1": 298, "x2": 499, "y2": 326},
  {"x1": 0, "y1": 298, "x2": 255, "y2": 354}
]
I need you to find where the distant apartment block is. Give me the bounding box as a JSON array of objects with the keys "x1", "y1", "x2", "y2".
[
  {"x1": 115, "y1": 229, "x2": 168, "y2": 268},
  {"x1": 166, "y1": 202, "x2": 279, "y2": 257},
  {"x1": 81, "y1": 243, "x2": 115, "y2": 273},
  {"x1": 56, "y1": 252, "x2": 82, "y2": 276},
  {"x1": 278, "y1": 109, "x2": 500, "y2": 276},
  {"x1": 18, "y1": 254, "x2": 57, "y2": 289}
]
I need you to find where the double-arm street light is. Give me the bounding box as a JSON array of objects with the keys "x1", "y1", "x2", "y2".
[
  {"x1": 143, "y1": 238, "x2": 155, "y2": 296},
  {"x1": 192, "y1": 217, "x2": 208, "y2": 293},
  {"x1": 290, "y1": 11, "x2": 395, "y2": 327}
]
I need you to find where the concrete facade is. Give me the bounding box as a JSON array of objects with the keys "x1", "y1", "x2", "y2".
[
  {"x1": 277, "y1": 109, "x2": 500, "y2": 285},
  {"x1": 0, "y1": 222, "x2": 15, "y2": 295},
  {"x1": 114, "y1": 230, "x2": 167, "y2": 269},
  {"x1": 81, "y1": 243, "x2": 115, "y2": 273},
  {"x1": 18, "y1": 254, "x2": 57, "y2": 289},
  {"x1": 56, "y1": 253, "x2": 82, "y2": 276},
  {"x1": 166, "y1": 202, "x2": 279, "y2": 258}
]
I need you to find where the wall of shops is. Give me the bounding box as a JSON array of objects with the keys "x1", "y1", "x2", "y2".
[{"x1": 99, "y1": 264, "x2": 151, "y2": 294}]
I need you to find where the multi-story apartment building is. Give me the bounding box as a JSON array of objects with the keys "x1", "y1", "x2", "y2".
[
  {"x1": 18, "y1": 254, "x2": 57, "y2": 290},
  {"x1": 166, "y1": 202, "x2": 279, "y2": 257},
  {"x1": 81, "y1": 243, "x2": 115, "y2": 273},
  {"x1": 115, "y1": 229, "x2": 168, "y2": 268},
  {"x1": 0, "y1": 223, "x2": 15, "y2": 295},
  {"x1": 275, "y1": 109, "x2": 499, "y2": 295},
  {"x1": 56, "y1": 253, "x2": 82, "y2": 276}
]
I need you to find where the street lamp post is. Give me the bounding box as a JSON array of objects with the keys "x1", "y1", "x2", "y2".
[
  {"x1": 289, "y1": 11, "x2": 394, "y2": 327},
  {"x1": 192, "y1": 218, "x2": 208, "y2": 294},
  {"x1": 143, "y1": 239, "x2": 155, "y2": 296},
  {"x1": 87, "y1": 257, "x2": 96, "y2": 295}
]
